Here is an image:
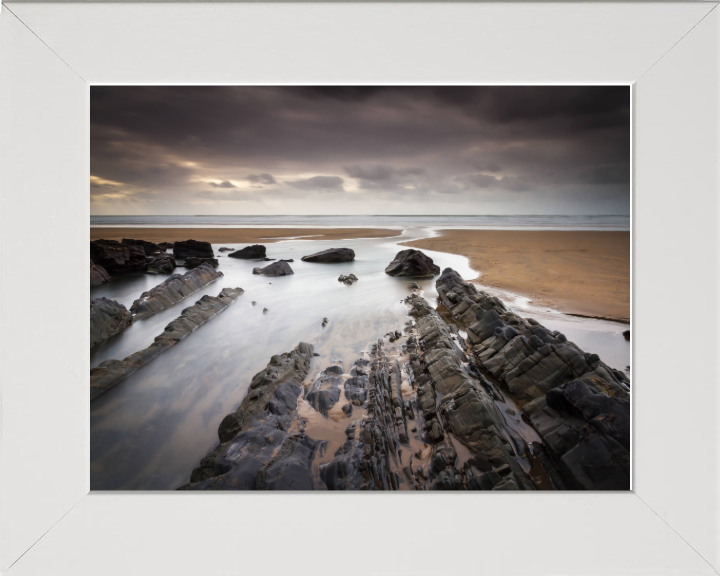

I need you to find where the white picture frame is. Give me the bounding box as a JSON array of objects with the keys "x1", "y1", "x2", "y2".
[{"x1": 0, "y1": 2, "x2": 718, "y2": 574}]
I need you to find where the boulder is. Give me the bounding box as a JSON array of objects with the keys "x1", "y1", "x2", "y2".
[
  {"x1": 252, "y1": 261, "x2": 294, "y2": 277},
  {"x1": 305, "y1": 367, "x2": 344, "y2": 416},
  {"x1": 90, "y1": 239, "x2": 146, "y2": 274},
  {"x1": 301, "y1": 248, "x2": 355, "y2": 263},
  {"x1": 218, "y1": 247, "x2": 234, "y2": 252},
  {"x1": 90, "y1": 297, "x2": 132, "y2": 347},
  {"x1": 121, "y1": 238, "x2": 161, "y2": 255},
  {"x1": 338, "y1": 274, "x2": 358, "y2": 285},
  {"x1": 385, "y1": 249, "x2": 440, "y2": 277},
  {"x1": 173, "y1": 239, "x2": 214, "y2": 259},
  {"x1": 90, "y1": 259, "x2": 111, "y2": 287},
  {"x1": 184, "y1": 257, "x2": 218, "y2": 269},
  {"x1": 228, "y1": 244, "x2": 266, "y2": 259},
  {"x1": 145, "y1": 253, "x2": 176, "y2": 274}
]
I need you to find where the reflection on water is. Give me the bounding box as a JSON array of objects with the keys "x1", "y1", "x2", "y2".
[{"x1": 90, "y1": 228, "x2": 630, "y2": 490}]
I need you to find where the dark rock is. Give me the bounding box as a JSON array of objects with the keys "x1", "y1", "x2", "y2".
[
  {"x1": 91, "y1": 288, "x2": 244, "y2": 400},
  {"x1": 301, "y1": 248, "x2": 355, "y2": 263},
  {"x1": 623, "y1": 330, "x2": 630, "y2": 340},
  {"x1": 342, "y1": 403, "x2": 352, "y2": 416},
  {"x1": 130, "y1": 263, "x2": 223, "y2": 319},
  {"x1": 158, "y1": 242, "x2": 173, "y2": 250},
  {"x1": 173, "y1": 239, "x2": 214, "y2": 259},
  {"x1": 90, "y1": 259, "x2": 111, "y2": 287},
  {"x1": 385, "y1": 249, "x2": 440, "y2": 277},
  {"x1": 184, "y1": 257, "x2": 219, "y2": 269},
  {"x1": 121, "y1": 238, "x2": 161, "y2": 255},
  {"x1": 280, "y1": 259, "x2": 294, "y2": 263},
  {"x1": 228, "y1": 244, "x2": 266, "y2": 259},
  {"x1": 144, "y1": 253, "x2": 176, "y2": 274},
  {"x1": 268, "y1": 381, "x2": 303, "y2": 416},
  {"x1": 90, "y1": 297, "x2": 132, "y2": 348},
  {"x1": 90, "y1": 239, "x2": 146, "y2": 274},
  {"x1": 252, "y1": 261, "x2": 294, "y2": 277},
  {"x1": 305, "y1": 368, "x2": 343, "y2": 416},
  {"x1": 218, "y1": 247, "x2": 234, "y2": 252},
  {"x1": 322, "y1": 317, "x2": 328, "y2": 328},
  {"x1": 338, "y1": 274, "x2": 358, "y2": 285}
]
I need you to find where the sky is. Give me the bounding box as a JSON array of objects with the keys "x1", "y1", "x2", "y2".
[{"x1": 90, "y1": 86, "x2": 630, "y2": 216}]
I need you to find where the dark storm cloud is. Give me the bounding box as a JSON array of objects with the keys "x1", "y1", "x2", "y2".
[{"x1": 90, "y1": 86, "x2": 630, "y2": 215}]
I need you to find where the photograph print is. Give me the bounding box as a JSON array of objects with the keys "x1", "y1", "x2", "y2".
[{"x1": 90, "y1": 86, "x2": 630, "y2": 491}]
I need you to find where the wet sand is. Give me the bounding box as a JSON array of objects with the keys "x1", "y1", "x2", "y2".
[
  {"x1": 404, "y1": 230, "x2": 630, "y2": 323},
  {"x1": 91, "y1": 227, "x2": 402, "y2": 243}
]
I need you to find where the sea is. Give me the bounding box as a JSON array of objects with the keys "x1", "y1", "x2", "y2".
[{"x1": 91, "y1": 214, "x2": 630, "y2": 231}]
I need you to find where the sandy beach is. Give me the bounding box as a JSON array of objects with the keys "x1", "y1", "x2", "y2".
[
  {"x1": 404, "y1": 230, "x2": 630, "y2": 323},
  {"x1": 91, "y1": 227, "x2": 402, "y2": 244}
]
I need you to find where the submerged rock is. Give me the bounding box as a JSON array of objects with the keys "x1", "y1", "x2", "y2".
[
  {"x1": 338, "y1": 274, "x2": 358, "y2": 285},
  {"x1": 218, "y1": 247, "x2": 234, "y2": 252},
  {"x1": 385, "y1": 249, "x2": 440, "y2": 277},
  {"x1": 90, "y1": 259, "x2": 111, "y2": 287},
  {"x1": 90, "y1": 297, "x2": 132, "y2": 347},
  {"x1": 173, "y1": 239, "x2": 214, "y2": 259},
  {"x1": 184, "y1": 257, "x2": 218, "y2": 269},
  {"x1": 301, "y1": 248, "x2": 355, "y2": 263},
  {"x1": 121, "y1": 238, "x2": 161, "y2": 255},
  {"x1": 228, "y1": 244, "x2": 266, "y2": 259},
  {"x1": 130, "y1": 263, "x2": 223, "y2": 319},
  {"x1": 90, "y1": 239, "x2": 146, "y2": 274},
  {"x1": 623, "y1": 330, "x2": 630, "y2": 340},
  {"x1": 91, "y1": 287, "x2": 244, "y2": 400},
  {"x1": 252, "y1": 261, "x2": 294, "y2": 276}
]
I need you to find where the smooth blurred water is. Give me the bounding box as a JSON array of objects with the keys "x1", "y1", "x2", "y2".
[{"x1": 90, "y1": 228, "x2": 630, "y2": 490}]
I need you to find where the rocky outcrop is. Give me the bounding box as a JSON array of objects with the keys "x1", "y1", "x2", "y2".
[
  {"x1": 228, "y1": 245, "x2": 266, "y2": 259},
  {"x1": 90, "y1": 240, "x2": 146, "y2": 274},
  {"x1": 218, "y1": 247, "x2": 234, "y2": 252},
  {"x1": 301, "y1": 248, "x2": 355, "y2": 263},
  {"x1": 145, "y1": 253, "x2": 176, "y2": 274},
  {"x1": 121, "y1": 238, "x2": 161, "y2": 255},
  {"x1": 434, "y1": 267, "x2": 630, "y2": 490},
  {"x1": 90, "y1": 259, "x2": 111, "y2": 287},
  {"x1": 158, "y1": 242, "x2": 173, "y2": 250},
  {"x1": 385, "y1": 249, "x2": 440, "y2": 277},
  {"x1": 90, "y1": 297, "x2": 132, "y2": 347},
  {"x1": 305, "y1": 366, "x2": 343, "y2": 416},
  {"x1": 90, "y1": 287, "x2": 244, "y2": 400},
  {"x1": 338, "y1": 274, "x2": 358, "y2": 285},
  {"x1": 173, "y1": 239, "x2": 214, "y2": 260},
  {"x1": 180, "y1": 343, "x2": 316, "y2": 489},
  {"x1": 130, "y1": 263, "x2": 223, "y2": 319},
  {"x1": 252, "y1": 261, "x2": 294, "y2": 276},
  {"x1": 184, "y1": 257, "x2": 218, "y2": 269}
]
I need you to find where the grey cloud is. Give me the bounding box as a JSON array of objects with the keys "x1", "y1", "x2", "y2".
[
  {"x1": 246, "y1": 173, "x2": 277, "y2": 185},
  {"x1": 209, "y1": 180, "x2": 237, "y2": 188},
  {"x1": 286, "y1": 175, "x2": 345, "y2": 191}
]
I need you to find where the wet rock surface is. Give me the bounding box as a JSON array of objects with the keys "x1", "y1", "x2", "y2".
[
  {"x1": 91, "y1": 287, "x2": 244, "y2": 401},
  {"x1": 90, "y1": 239, "x2": 147, "y2": 274},
  {"x1": 173, "y1": 239, "x2": 214, "y2": 260},
  {"x1": 385, "y1": 249, "x2": 440, "y2": 277},
  {"x1": 338, "y1": 274, "x2": 358, "y2": 285},
  {"x1": 435, "y1": 267, "x2": 630, "y2": 490},
  {"x1": 252, "y1": 261, "x2": 294, "y2": 276},
  {"x1": 144, "y1": 253, "x2": 176, "y2": 274},
  {"x1": 130, "y1": 263, "x2": 223, "y2": 319},
  {"x1": 228, "y1": 244, "x2": 266, "y2": 259},
  {"x1": 301, "y1": 248, "x2": 355, "y2": 263},
  {"x1": 121, "y1": 238, "x2": 162, "y2": 255},
  {"x1": 90, "y1": 259, "x2": 111, "y2": 287},
  {"x1": 90, "y1": 297, "x2": 133, "y2": 348}
]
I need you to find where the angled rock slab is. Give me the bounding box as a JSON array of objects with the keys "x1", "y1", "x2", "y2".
[
  {"x1": 90, "y1": 287, "x2": 243, "y2": 400},
  {"x1": 90, "y1": 297, "x2": 132, "y2": 348},
  {"x1": 130, "y1": 263, "x2": 223, "y2": 319}
]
